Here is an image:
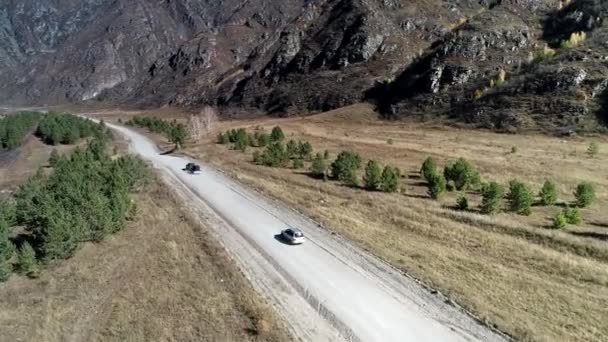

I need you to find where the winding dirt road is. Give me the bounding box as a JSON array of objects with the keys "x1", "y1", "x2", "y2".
[{"x1": 109, "y1": 122, "x2": 508, "y2": 342}]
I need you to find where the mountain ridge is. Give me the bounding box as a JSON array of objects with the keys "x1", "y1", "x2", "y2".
[{"x1": 1, "y1": 0, "x2": 607, "y2": 131}]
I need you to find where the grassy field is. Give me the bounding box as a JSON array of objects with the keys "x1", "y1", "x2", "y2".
[
  {"x1": 168, "y1": 103, "x2": 608, "y2": 341},
  {"x1": 0, "y1": 134, "x2": 76, "y2": 190},
  {"x1": 0, "y1": 131, "x2": 290, "y2": 342}
]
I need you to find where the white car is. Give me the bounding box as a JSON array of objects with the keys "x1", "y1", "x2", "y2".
[{"x1": 281, "y1": 228, "x2": 305, "y2": 245}]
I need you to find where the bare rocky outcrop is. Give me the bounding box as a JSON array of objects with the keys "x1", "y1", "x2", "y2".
[{"x1": 0, "y1": 0, "x2": 607, "y2": 131}]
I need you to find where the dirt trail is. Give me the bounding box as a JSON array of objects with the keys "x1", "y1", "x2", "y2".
[{"x1": 106, "y1": 121, "x2": 509, "y2": 342}]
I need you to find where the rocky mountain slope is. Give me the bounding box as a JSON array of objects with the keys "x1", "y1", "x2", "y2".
[{"x1": 0, "y1": 0, "x2": 606, "y2": 131}]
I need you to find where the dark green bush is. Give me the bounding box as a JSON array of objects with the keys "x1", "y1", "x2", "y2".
[
  {"x1": 286, "y1": 140, "x2": 298, "y2": 158},
  {"x1": 481, "y1": 182, "x2": 504, "y2": 214},
  {"x1": 563, "y1": 207, "x2": 582, "y2": 225},
  {"x1": 380, "y1": 165, "x2": 401, "y2": 192},
  {"x1": 331, "y1": 151, "x2": 362, "y2": 186},
  {"x1": 539, "y1": 180, "x2": 558, "y2": 206},
  {"x1": 420, "y1": 157, "x2": 437, "y2": 182},
  {"x1": 574, "y1": 182, "x2": 595, "y2": 208},
  {"x1": 234, "y1": 128, "x2": 249, "y2": 152},
  {"x1": 443, "y1": 158, "x2": 480, "y2": 191},
  {"x1": 227, "y1": 129, "x2": 238, "y2": 143},
  {"x1": 255, "y1": 142, "x2": 289, "y2": 167},
  {"x1": 18, "y1": 242, "x2": 39, "y2": 278},
  {"x1": 427, "y1": 173, "x2": 446, "y2": 199},
  {"x1": 552, "y1": 212, "x2": 567, "y2": 229},
  {"x1": 507, "y1": 180, "x2": 533, "y2": 215},
  {"x1": 297, "y1": 141, "x2": 313, "y2": 160},
  {"x1": 257, "y1": 132, "x2": 270, "y2": 147},
  {"x1": 380, "y1": 166, "x2": 400, "y2": 193},
  {"x1": 363, "y1": 160, "x2": 382, "y2": 190},
  {"x1": 270, "y1": 126, "x2": 285, "y2": 143},
  {"x1": 457, "y1": 194, "x2": 469, "y2": 210}
]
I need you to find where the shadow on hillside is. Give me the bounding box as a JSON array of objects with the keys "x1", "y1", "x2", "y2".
[
  {"x1": 590, "y1": 221, "x2": 608, "y2": 229},
  {"x1": 570, "y1": 231, "x2": 608, "y2": 241}
]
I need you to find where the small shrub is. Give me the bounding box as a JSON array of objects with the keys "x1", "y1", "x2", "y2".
[
  {"x1": 510, "y1": 146, "x2": 517, "y2": 154},
  {"x1": 420, "y1": 157, "x2": 437, "y2": 182},
  {"x1": 331, "y1": 151, "x2": 362, "y2": 186},
  {"x1": 552, "y1": 212, "x2": 567, "y2": 229},
  {"x1": 456, "y1": 194, "x2": 469, "y2": 210},
  {"x1": 507, "y1": 180, "x2": 533, "y2": 215},
  {"x1": 380, "y1": 166, "x2": 400, "y2": 193},
  {"x1": 256, "y1": 142, "x2": 288, "y2": 167},
  {"x1": 560, "y1": 31, "x2": 586, "y2": 49},
  {"x1": 257, "y1": 132, "x2": 270, "y2": 147},
  {"x1": 444, "y1": 158, "x2": 480, "y2": 191},
  {"x1": 0, "y1": 261, "x2": 11, "y2": 282},
  {"x1": 574, "y1": 182, "x2": 595, "y2": 208},
  {"x1": 297, "y1": 141, "x2": 313, "y2": 160},
  {"x1": 286, "y1": 140, "x2": 298, "y2": 158},
  {"x1": 587, "y1": 141, "x2": 599, "y2": 158},
  {"x1": 539, "y1": 180, "x2": 558, "y2": 206},
  {"x1": 363, "y1": 160, "x2": 382, "y2": 190},
  {"x1": 18, "y1": 242, "x2": 39, "y2": 278},
  {"x1": 48, "y1": 149, "x2": 60, "y2": 166},
  {"x1": 481, "y1": 182, "x2": 504, "y2": 214},
  {"x1": 292, "y1": 159, "x2": 304, "y2": 169},
  {"x1": 310, "y1": 153, "x2": 327, "y2": 179},
  {"x1": 387, "y1": 138, "x2": 393, "y2": 145},
  {"x1": 234, "y1": 129, "x2": 249, "y2": 149},
  {"x1": 228, "y1": 129, "x2": 238, "y2": 143},
  {"x1": 270, "y1": 126, "x2": 285, "y2": 143},
  {"x1": 534, "y1": 45, "x2": 556, "y2": 62},
  {"x1": 427, "y1": 173, "x2": 446, "y2": 199},
  {"x1": 323, "y1": 150, "x2": 330, "y2": 160},
  {"x1": 563, "y1": 207, "x2": 582, "y2": 225}
]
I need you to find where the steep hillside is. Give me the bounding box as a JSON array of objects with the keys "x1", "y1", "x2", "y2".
[{"x1": 0, "y1": 0, "x2": 607, "y2": 130}]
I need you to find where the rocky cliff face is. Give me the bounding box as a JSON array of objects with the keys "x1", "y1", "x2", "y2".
[{"x1": 0, "y1": 0, "x2": 607, "y2": 131}]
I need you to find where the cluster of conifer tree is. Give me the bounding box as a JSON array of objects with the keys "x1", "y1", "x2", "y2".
[
  {"x1": 0, "y1": 112, "x2": 41, "y2": 149},
  {"x1": 0, "y1": 121, "x2": 148, "y2": 281}
]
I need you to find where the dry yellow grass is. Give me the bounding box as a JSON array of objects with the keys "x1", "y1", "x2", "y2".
[
  {"x1": 176, "y1": 103, "x2": 608, "y2": 341},
  {"x1": 0, "y1": 140, "x2": 290, "y2": 342},
  {"x1": 0, "y1": 135, "x2": 76, "y2": 190}
]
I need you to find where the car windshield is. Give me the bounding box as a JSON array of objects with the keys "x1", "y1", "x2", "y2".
[{"x1": 294, "y1": 232, "x2": 303, "y2": 237}]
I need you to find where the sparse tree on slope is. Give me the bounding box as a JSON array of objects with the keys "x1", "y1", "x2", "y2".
[{"x1": 363, "y1": 160, "x2": 382, "y2": 190}]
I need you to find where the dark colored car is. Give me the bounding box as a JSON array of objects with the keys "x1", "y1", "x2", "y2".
[{"x1": 185, "y1": 162, "x2": 201, "y2": 174}]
